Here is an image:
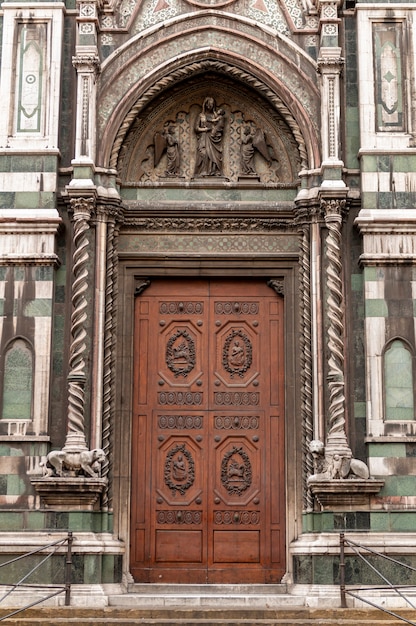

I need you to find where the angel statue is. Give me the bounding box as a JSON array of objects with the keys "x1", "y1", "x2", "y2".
[
  {"x1": 154, "y1": 124, "x2": 180, "y2": 176},
  {"x1": 240, "y1": 125, "x2": 271, "y2": 176}
]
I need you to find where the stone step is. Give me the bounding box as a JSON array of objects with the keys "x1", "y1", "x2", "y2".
[
  {"x1": 111, "y1": 583, "x2": 300, "y2": 608},
  {"x1": 126, "y1": 583, "x2": 288, "y2": 594},
  {"x1": 110, "y1": 592, "x2": 300, "y2": 608},
  {"x1": 0, "y1": 607, "x2": 415, "y2": 625}
]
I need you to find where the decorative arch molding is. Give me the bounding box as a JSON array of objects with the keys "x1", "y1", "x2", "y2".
[
  {"x1": 104, "y1": 57, "x2": 317, "y2": 172},
  {"x1": 98, "y1": 20, "x2": 320, "y2": 170}
]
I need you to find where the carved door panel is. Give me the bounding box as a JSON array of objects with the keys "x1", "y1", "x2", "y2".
[{"x1": 131, "y1": 279, "x2": 285, "y2": 583}]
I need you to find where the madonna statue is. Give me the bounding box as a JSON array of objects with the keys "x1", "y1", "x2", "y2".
[{"x1": 194, "y1": 97, "x2": 225, "y2": 177}]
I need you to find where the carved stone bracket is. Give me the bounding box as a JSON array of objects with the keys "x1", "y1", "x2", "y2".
[
  {"x1": 134, "y1": 278, "x2": 151, "y2": 297},
  {"x1": 267, "y1": 278, "x2": 284, "y2": 297},
  {"x1": 31, "y1": 477, "x2": 107, "y2": 511},
  {"x1": 308, "y1": 479, "x2": 385, "y2": 511}
]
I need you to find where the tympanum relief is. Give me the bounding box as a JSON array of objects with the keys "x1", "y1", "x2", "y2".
[{"x1": 118, "y1": 83, "x2": 301, "y2": 185}]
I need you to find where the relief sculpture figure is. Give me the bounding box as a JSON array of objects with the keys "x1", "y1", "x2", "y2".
[
  {"x1": 154, "y1": 123, "x2": 180, "y2": 176},
  {"x1": 240, "y1": 125, "x2": 256, "y2": 174},
  {"x1": 240, "y1": 124, "x2": 271, "y2": 176},
  {"x1": 194, "y1": 97, "x2": 225, "y2": 176}
]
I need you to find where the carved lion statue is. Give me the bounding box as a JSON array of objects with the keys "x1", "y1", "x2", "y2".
[{"x1": 40, "y1": 448, "x2": 106, "y2": 478}]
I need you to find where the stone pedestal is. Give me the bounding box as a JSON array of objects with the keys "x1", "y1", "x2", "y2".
[
  {"x1": 31, "y1": 477, "x2": 107, "y2": 510},
  {"x1": 309, "y1": 479, "x2": 384, "y2": 511}
]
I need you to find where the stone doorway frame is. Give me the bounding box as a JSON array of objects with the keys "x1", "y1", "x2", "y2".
[{"x1": 112, "y1": 254, "x2": 300, "y2": 584}]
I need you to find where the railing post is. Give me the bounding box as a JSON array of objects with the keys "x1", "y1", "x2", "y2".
[
  {"x1": 340, "y1": 532, "x2": 347, "y2": 608},
  {"x1": 65, "y1": 532, "x2": 73, "y2": 606}
]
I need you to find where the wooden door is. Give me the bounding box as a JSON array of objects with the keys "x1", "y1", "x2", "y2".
[{"x1": 131, "y1": 278, "x2": 285, "y2": 583}]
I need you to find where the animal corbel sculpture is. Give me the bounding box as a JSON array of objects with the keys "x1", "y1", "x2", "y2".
[
  {"x1": 308, "y1": 439, "x2": 369, "y2": 483},
  {"x1": 40, "y1": 448, "x2": 106, "y2": 478}
]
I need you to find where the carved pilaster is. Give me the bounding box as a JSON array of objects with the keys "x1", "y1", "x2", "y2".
[
  {"x1": 316, "y1": 0, "x2": 345, "y2": 188},
  {"x1": 72, "y1": 55, "x2": 100, "y2": 161},
  {"x1": 317, "y1": 52, "x2": 345, "y2": 177}
]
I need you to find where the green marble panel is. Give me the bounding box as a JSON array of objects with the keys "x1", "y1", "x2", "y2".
[
  {"x1": 2, "y1": 340, "x2": 32, "y2": 420},
  {"x1": 379, "y1": 475, "x2": 416, "y2": 496},
  {"x1": 351, "y1": 274, "x2": 363, "y2": 291},
  {"x1": 23, "y1": 298, "x2": 52, "y2": 317},
  {"x1": 384, "y1": 341, "x2": 413, "y2": 421},
  {"x1": 368, "y1": 443, "x2": 406, "y2": 457},
  {"x1": 365, "y1": 299, "x2": 388, "y2": 317},
  {"x1": 353, "y1": 401, "x2": 366, "y2": 418}
]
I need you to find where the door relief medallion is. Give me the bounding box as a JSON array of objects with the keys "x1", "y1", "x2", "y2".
[
  {"x1": 221, "y1": 446, "x2": 252, "y2": 495},
  {"x1": 223, "y1": 329, "x2": 252, "y2": 377},
  {"x1": 164, "y1": 443, "x2": 195, "y2": 495},
  {"x1": 166, "y1": 329, "x2": 196, "y2": 377}
]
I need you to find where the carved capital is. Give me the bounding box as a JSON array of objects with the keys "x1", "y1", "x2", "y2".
[
  {"x1": 317, "y1": 56, "x2": 344, "y2": 75},
  {"x1": 95, "y1": 202, "x2": 123, "y2": 224},
  {"x1": 321, "y1": 197, "x2": 346, "y2": 223},
  {"x1": 69, "y1": 197, "x2": 95, "y2": 222},
  {"x1": 72, "y1": 54, "x2": 101, "y2": 74}
]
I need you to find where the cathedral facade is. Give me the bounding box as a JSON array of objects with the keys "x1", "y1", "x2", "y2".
[{"x1": 0, "y1": 0, "x2": 416, "y2": 602}]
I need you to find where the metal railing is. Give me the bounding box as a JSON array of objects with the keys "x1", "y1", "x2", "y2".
[
  {"x1": 340, "y1": 532, "x2": 416, "y2": 625},
  {"x1": 0, "y1": 531, "x2": 73, "y2": 622}
]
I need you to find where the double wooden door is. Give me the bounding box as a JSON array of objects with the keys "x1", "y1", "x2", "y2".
[{"x1": 130, "y1": 278, "x2": 285, "y2": 583}]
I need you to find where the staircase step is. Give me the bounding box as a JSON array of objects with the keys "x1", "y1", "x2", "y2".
[
  {"x1": 126, "y1": 583, "x2": 288, "y2": 594},
  {"x1": 1, "y1": 618, "x2": 410, "y2": 626},
  {"x1": 0, "y1": 607, "x2": 415, "y2": 624}
]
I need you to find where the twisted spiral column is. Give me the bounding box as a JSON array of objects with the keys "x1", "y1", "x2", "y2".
[
  {"x1": 64, "y1": 197, "x2": 94, "y2": 452},
  {"x1": 299, "y1": 221, "x2": 314, "y2": 511},
  {"x1": 322, "y1": 198, "x2": 350, "y2": 456},
  {"x1": 101, "y1": 213, "x2": 118, "y2": 508}
]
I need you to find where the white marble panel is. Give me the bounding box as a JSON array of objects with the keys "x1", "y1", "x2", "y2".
[
  {"x1": 365, "y1": 280, "x2": 385, "y2": 300},
  {"x1": 0, "y1": 172, "x2": 57, "y2": 192}
]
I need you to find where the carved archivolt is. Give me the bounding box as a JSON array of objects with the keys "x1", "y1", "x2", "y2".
[{"x1": 113, "y1": 64, "x2": 306, "y2": 178}]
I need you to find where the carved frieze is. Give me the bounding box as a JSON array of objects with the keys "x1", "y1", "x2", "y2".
[
  {"x1": 215, "y1": 302, "x2": 259, "y2": 315},
  {"x1": 214, "y1": 415, "x2": 259, "y2": 429},
  {"x1": 214, "y1": 510, "x2": 260, "y2": 525},
  {"x1": 160, "y1": 301, "x2": 204, "y2": 314},
  {"x1": 157, "y1": 510, "x2": 202, "y2": 524},
  {"x1": 158, "y1": 415, "x2": 203, "y2": 429},
  {"x1": 159, "y1": 391, "x2": 203, "y2": 405},
  {"x1": 214, "y1": 392, "x2": 259, "y2": 406}
]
